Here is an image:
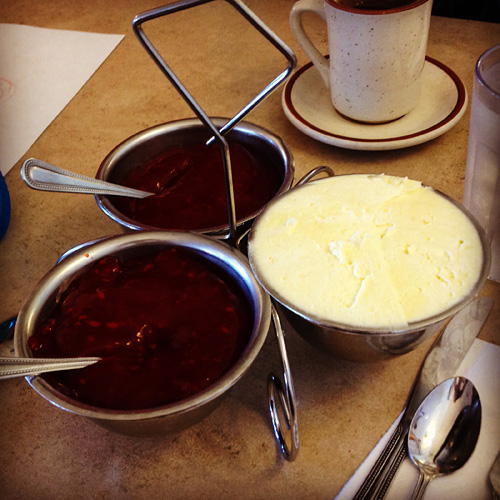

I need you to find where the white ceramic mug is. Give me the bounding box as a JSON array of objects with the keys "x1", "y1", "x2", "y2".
[{"x1": 290, "y1": 0, "x2": 433, "y2": 123}]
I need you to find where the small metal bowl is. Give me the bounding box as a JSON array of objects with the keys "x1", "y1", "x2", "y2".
[
  {"x1": 248, "y1": 176, "x2": 491, "y2": 362},
  {"x1": 14, "y1": 231, "x2": 271, "y2": 435},
  {"x1": 95, "y1": 118, "x2": 294, "y2": 238}
]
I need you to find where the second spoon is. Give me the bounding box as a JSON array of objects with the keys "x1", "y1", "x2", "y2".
[{"x1": 407, "y1": 376, "x2": 481, "y2": 500}]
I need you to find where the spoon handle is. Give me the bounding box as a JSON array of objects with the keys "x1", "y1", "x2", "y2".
[
  {"x1": 0, "y1": 356, "x2": 100, "y2": 380},
  {"x1": 353, "y1": 419, "x2": 409, "y2": 500},
  {"x1": 374, "y1": 438, "x2": 408, "y2": 499},
  {"x1": 21, "y1": 158, "x2": 153, "y2": 199},
  {"x1": 409, "y1": 471, "x2": 431, "y2": 500}
]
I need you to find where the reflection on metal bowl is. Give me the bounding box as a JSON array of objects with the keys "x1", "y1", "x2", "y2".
[
  {"x1": 14, "y1": 231, "x2": 271, "y2": 436},
  {"x1": 277, "y1": 304, "x2": 445, "y2": 362}
]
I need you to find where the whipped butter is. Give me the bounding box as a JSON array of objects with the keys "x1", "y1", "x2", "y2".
[{"x1": 248, "y1": 175, "x2": 484, "y2": 330}]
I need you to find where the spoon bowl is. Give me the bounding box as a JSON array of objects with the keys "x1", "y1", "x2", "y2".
[{"x1": 408, "y1": 376, "x2": 481, "y2": 500}]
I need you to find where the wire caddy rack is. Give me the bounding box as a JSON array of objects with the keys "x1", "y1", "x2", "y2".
[{"x1": 132, "y1": 0, "x2": 299, "y2": 460}]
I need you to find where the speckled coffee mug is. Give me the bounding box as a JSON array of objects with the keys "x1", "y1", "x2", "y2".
[{"x1": 290, "y1": 0, "x2": 433, "y2": 123}]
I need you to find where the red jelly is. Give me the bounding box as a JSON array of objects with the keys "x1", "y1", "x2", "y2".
[
  {"x1": 111, "y1": 140, "x2": 283, "y2": 230},
  {"x1": 28, "y1": 248, "x2": 253, "y2": 411}
]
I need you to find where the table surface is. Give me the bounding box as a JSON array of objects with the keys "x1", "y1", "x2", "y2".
[{"x1": 0, "y1": 1, "x2": 499, "y2": 499}]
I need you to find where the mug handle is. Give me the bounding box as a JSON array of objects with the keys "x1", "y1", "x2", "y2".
[{"x1": 290, "y1": 0, "x2": 330, "y2": 88}]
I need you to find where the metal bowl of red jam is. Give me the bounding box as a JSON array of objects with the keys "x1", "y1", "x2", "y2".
[
  {"x1": 14, "y1": 231, "x2": 271, "y2": 436},
  {"x1": 95, "y1": 118, "x2": 294, "y2": 237}
]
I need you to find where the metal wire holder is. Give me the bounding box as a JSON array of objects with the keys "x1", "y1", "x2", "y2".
[
  {"x1": 132, "y1": 0, "x2": 296, "y2": 245},
  {"x1": 132, "y1": 0, "x2": 299, "y2": 460}
]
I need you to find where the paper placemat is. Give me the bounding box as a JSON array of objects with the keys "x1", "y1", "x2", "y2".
[{"x1": 0, "y1": 23, "x2": 124, "y2": 176}]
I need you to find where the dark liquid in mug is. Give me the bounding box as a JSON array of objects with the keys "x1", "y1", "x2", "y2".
[{"x1": 334, "y1": 0, "x2": 418, "y2": 9}]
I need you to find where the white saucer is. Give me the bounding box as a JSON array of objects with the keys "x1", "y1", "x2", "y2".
[{"x1": 282, "y1": 57, "x2": 467, "y2": 151}]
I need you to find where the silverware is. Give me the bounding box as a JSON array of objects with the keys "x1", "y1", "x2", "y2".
[
  {"x1": 407, "y1": 377, "x2": 481, "y2": 500},
  {"x1": 0, "y1": 356, "x2": 101, "y2": 380},
  {"x1": 489, "y1": 451, "x2": 500, "y2": 500},
  {"x1": 353, "y1": 296, "x2": 493, "y2": 500},
  {"x1": 21, "y1": 158, "x2": 154, "y2": 198}
]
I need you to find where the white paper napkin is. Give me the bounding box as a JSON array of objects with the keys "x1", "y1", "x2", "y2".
[
  {"x1": 336, "y1": 339, "x2": 500, "y2": 500},
  {"x1": 0, "y1": 24, "x2": 124, "y2": 176}
]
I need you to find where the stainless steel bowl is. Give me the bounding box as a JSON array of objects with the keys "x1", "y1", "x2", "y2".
[
  {"x1": 95, "y1": 118, "x2": 294, "y2": 237},
  {"x1": 14, "y1": 231, "x2": 271, "y2": 435},
  {"x1": 248, "y1": 176, "x2": 491, "y2": 362}
]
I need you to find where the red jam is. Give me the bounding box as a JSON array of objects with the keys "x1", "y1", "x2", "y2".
[
  {"x1": 111, "y1": 140, "x2": 283, "y2": 230},
  {"x1": 28, "y1": 248, "x2": 253, "y2": 411}
]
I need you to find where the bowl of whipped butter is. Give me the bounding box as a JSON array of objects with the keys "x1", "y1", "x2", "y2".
[{"x1": 248, "y1": 174, "x2": 491, "y2": 362}]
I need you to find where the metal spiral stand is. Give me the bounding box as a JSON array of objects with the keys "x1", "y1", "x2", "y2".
[
  {"x1": 132, "y1": 0, "x2": 300, "y2": 460},
  {"x1": 267, "y1": 303, "x2": 299, "y2": 461}
]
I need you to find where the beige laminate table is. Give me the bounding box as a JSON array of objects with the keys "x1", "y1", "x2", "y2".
[{"x1": 0, "y1": 2, "x2": 499, "y2": 499}]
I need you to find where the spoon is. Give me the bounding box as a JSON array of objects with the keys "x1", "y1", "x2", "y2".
[
  {"x1": 407, "y1": 376, "x2": 481, "y2": 500},
  {"x1": 0, "y1": 356, "x2": 101, "y2": 380},
  {"x1": 21, "y1": 158, "x2": 154, "y2": 199}
]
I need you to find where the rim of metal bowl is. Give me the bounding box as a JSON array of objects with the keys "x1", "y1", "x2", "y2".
[
  {"x1": 14, "y1": 231, "x2": 272, "y2": 421},
  {"x1": 248, "y1": 175, "x2": 492, "y2": 337},
  {"x1": 94, "y1": 118, "x2": 295, "y2": 236}
]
